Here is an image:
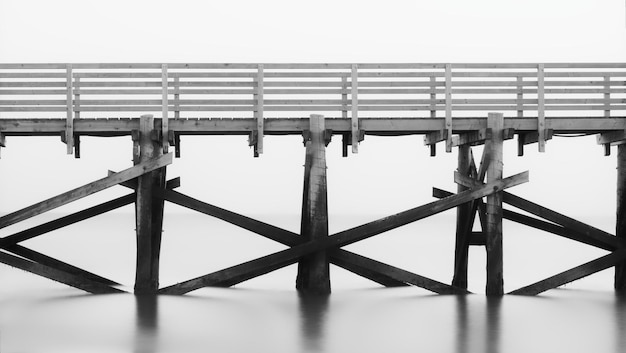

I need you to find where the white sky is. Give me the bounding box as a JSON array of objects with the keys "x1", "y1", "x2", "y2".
[{"x1": 0, "y1": 0, "x2": 625, "y2": 233}]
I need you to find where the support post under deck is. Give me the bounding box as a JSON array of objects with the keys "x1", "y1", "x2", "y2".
[
  {"x1": 452, "y1": 144, "x2": 472, "y2": 289},
  {"x1": 616, "y1": 144, "x2": 626, "y2": 291},
  {"x1": 296, "y1": 114, "x2": 331, "y2": 294},
  {"x1": 485, "y1": 112, "x2": 504, "y2": 296},
  {"x1": 134, "y1": 114, "x2": 166, "y2": 295}
]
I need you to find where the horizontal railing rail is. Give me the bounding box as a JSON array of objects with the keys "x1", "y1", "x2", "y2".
[{"x1": 1, "y1": 63, "x2": 625, "y2": 154}]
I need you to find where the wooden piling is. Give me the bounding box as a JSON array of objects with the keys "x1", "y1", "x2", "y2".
[
  {"x1": 452, "y1": 144, "x2": 472, "y2": 289},
  {"x1": 616, "y1": 144, "x2": 626, "y2": 291},
  {"x1": 296, "y1": 114, "x2": 331, "y2": 294},
  {"x1": 485, "y1": 112, "x2": 504, "y2": 296},
  {"x1": 134, "y1": 114, "x2": 167, "y2": 295}
]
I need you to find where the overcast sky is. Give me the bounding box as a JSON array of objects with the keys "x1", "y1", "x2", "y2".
[{"x1": 1, "y1": 0, "x2": 625, "y2": 234}]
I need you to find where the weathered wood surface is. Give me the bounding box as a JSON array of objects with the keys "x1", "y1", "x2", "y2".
[
  {"x1": 0, "y1": 250, "x2": 123, "y2": 294},
  {"x1": 485, "y1": 113, "x2": 504, "y2": 296},
  {"x1": 3, "y1": 244, "x2": 119, "y2": 286},
  {"x1": 452, "y1": 145, "x2": 472, "y2": 289},
  {"x1": 329, "y1": 249, "x2": 469, "y2": 294},
  {"x1": 0, "y1": 153, "x2": 173, "y2": 230},
  {"x1": 616, "y1": 144, "x2": 626, "y2": 290},
  {"x1": 434, "y1": 187, "x2": 621, "y2": 251},
  {"x1": 160, "y1": 173, "x2": 527, "y2": 295},
  {"x1": 510, "y1": 248, "x2": 626, "y2": 296},
  {"x1": 1, "y1": 117, "x2": 625, "y2": 138},
  {"x1": 134, "y1": 115, "x2": 166, "y2": 295},
  {"x1": 296, "y1": 115, "x2": 331, "y2": 294}
]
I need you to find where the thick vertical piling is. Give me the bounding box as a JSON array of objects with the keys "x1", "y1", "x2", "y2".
[
  {"x1": 452, "y1": 145, "x2": 472, "y2": 289},
  {"x1": 296, "y1": 114, "x2": 331, "y2": 294},
  {"x1": 616, "y1": 144, "x2": 626, "y2": 291},
  {"x1": 134, "y1": 114, "x2": 166, "y2": 295},
  {"x1": 485, "y1": 112, "x2": 504, "y2": 296}
]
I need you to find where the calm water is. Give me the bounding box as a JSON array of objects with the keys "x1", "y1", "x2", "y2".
[{"x1": 0, "y1": 213, "x2": 623, "y2": 352}]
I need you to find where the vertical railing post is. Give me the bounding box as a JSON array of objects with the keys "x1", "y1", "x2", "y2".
[
  {"x1": 430, "y1": 75, "x2": 437, "y2": 118},
  {"x1": 161, "y1": 64, "x2": 169, "y2": 153},
  {"x1": 604, "y1": 75, "x2": 611, "y2": 118},
  {"x1": 537, "y1": 63, "x2": 546, "y2": 152},
  {"x1": 256, "y1": 64, "x2": 265, "y2": 155},
  {"x1": 485, "y1": 112, "x2": 504, "y2": 296},
  {"x1": 516, "y1": 76, "x2": 524, "y2": 118},
  {"x1": 351, "y1": 64, "x2": 359, "y2": 153},
  {"x1": 445, "y1": 63, "x2": 453, "y2": 152},
  {"x1": 341, "y1": 75, "x2": 349, "y2": 157},
  {"x1": 65, "y1": 64, "x2": 74, "y2": 155}
]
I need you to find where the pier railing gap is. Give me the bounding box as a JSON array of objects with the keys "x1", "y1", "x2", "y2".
[{"x1": 2, "y1": 63, "x2": 626, "y2": 295}]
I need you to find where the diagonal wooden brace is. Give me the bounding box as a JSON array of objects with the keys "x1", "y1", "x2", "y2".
[
  {"x1": 159, "y1": 174, "x2": 528, "y2": 295},
  {"x1": 0, "y1": 250, "x2": 124, "y2": 294},
  {"x1": 0, "y1": 153, "x2": 173, "y2": 230},
  {"x1": 509, "y1": 248, "x2": 626, "y2": 295}
]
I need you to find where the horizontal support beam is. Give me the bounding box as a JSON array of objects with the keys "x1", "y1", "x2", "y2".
[
  {"x1": 160, "y1": 174, "x2": 527, "y2": 295},
  {"x1": 1, "y1": 118, "x2": 626, "y2": 136},
  {"x1": 597, "y1": 130, "x2": 626, "y2": 145},
  {"x1": 509, "y1": 248, "x2": 626, "y2": 295},
  {"x1": 0, "y1": 250, "x2": 124, "y2": 294},
  {"x1": 0, "y1": 153, "x2": 172, "y2": 230}
]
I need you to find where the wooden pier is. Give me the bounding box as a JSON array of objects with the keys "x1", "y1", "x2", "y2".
[{"x1": 1, "y1": 63, "x2": 626, "y2": 296}]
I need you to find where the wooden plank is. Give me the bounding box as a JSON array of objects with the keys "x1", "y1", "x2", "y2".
[
  {"x1": 351, "y1": 64, "x2": 359, "y2": 153},
  {"x1": 0, "y1": 250, "x2": 124, "y2": 294},
  {"x1": 329, "y1": 249, "x2": 469, "y2": 294},
  {"x1": 510, "y1": 248, "x2": 626, "y2": 295},
  {"x1": 65, "y1": 64, "x2": 74, "y2": 154},
  {"x1": 159, "y1": 173, "x2": 528, "y2": 294},
  {"x1": 537, "y1": 64, "x2": 546, "y2": 152},
  {"x1": 433, "y1": 187, "x2": 620, "y2": 251},
  {"x1": 430, "y1": 76, "x2": 437, "y2": 118},
  {"x1": 256, "y1": 64, "x2": 264, "y2": 154},
  {"x1": 598, "y1": 130, "x2": 626, "y2": 145},
  {"x1": 445, "y1": 64, "x2": 452, "y2": 152},
  {"x1": 605, "y1": 75, "x2": 611, "y2": 118},
  {"x1": 161, "y1": 189, "x2": 299, "y2": 245},
  {"x1": 0, "y1": 193, "x2": 135, "y2": 246},
  {"x1": 451, "y1": 129, "x2": 490, "y2": 147},
  {"x1": 503, "y1": 191, "x2": 622, "y2": 249},
  {"x1": 162, "y1": 64, "x2": 169, "y2": 153},
  {"x1": 329, "y1": 250, "x2": 408, "y2": 287},
  {"x1": 4, "y1": 244, "x2": 120, "y2": 286},
  {"x1": 0, "y1": 153, "x2": 172, "y2": 230}
]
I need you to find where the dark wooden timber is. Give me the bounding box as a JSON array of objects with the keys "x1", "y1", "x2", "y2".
[
  {"x1": 296, "y1": 115, "x2": 331, "y2": 294},
  {"x1": 134, "y1": 115, "x2": 167, "y2": 295},
  {"x1": 616, "y1": 144, "x2": 626, "y2": 291},
  {"x1": 485, "y1": 113, "x2": 504, "y2": 296},
  {"x1": 452, "y1": 144, "x2": 472, "y2": 289},
  {"x1": 159, "y1": 173, "x2": 527, "y2": 295},
  {"x1": 510, "y1": 248, "x2": 626, "y2": 296},
  {"x1": 0, "y1": 250, "x2": 123, "y2": 294}
]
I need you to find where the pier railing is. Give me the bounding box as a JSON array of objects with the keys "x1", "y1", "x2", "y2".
[{"x1": 1, "y1": 63, "x2": 626, "y2": 153}]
